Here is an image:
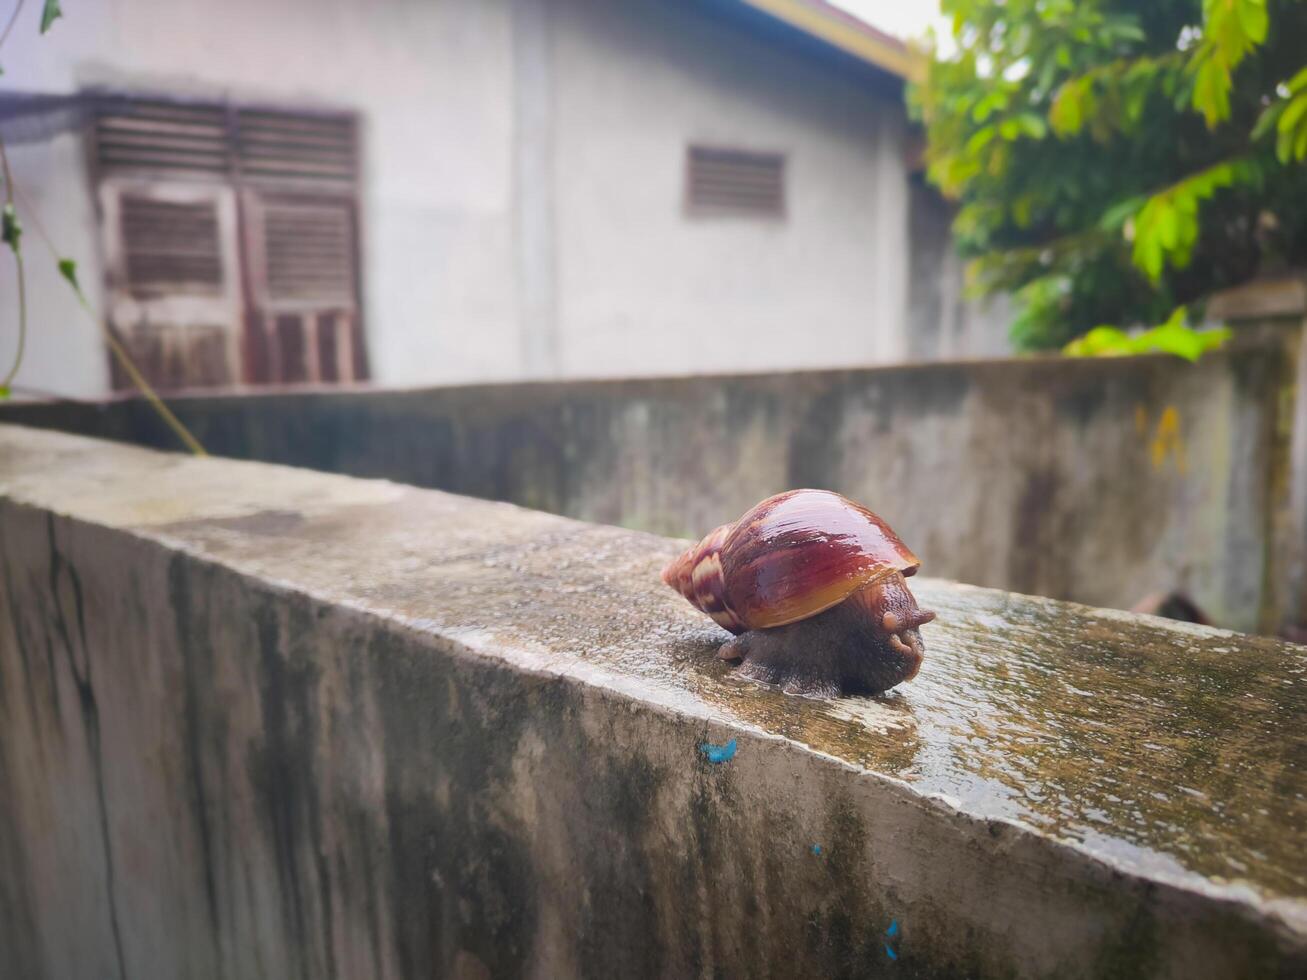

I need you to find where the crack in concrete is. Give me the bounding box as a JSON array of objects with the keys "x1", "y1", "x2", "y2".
[{"x1": 46, "y1": 515, "x2": 128, "y2": 980}]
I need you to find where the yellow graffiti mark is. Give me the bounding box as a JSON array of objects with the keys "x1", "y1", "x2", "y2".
[{"x1": 1147, "y1": 405, "x2": 1187, "y2": 475}]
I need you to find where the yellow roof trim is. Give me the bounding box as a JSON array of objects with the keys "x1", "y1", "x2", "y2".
[{"x1": 738, "y1": 0, "x2": 926, "y2": 82}]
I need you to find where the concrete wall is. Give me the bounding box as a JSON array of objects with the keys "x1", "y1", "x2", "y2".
[
  {"x1": 1205, "y1": 277, "x2": 1307, "y2": 639},
  {"x1": 2, "y1": 345, "x2": 1294, "y2": 633},
  {"x1": 2, "y1": 424, "x2": 1304, "y2": 979},
  {"x1": 0, "y1": 0, "x2": 998, "y2": 400}
]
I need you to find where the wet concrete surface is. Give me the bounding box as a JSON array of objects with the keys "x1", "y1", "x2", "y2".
[{"x1": 1, "y1": 424, "x2": 1304, "y2": 978}]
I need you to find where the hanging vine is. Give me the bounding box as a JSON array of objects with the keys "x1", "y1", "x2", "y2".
[{"x1": 0, "y1": 0, "x2": 206, "y2": 455}]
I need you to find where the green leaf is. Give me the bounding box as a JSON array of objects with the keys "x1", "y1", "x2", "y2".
[
  {"x1": 964, "y1": 126, "x2": 996, "y2": 156},
  {"x1": 1063, "y1": 325, "x2": 1133, "y2": 357},
  {"x1": 0, "y1": 385, "x2": 9, "y2": 400},
  {"x1": 1234, "y1": 0, "x2": 1268, "y2": 45},
  {"x1": 1288, "y1": 65, "x2": 1307, "y2": 95},
  {"x1": 1156, "y1": 204, "x2": 1179, "y2": 249},
  {"x1": 1138, "y1": 322, "x2": 1202, "y2": 361},
  {"x1": 1115, "y1": 22, "x2": 1146, "y2": 44},
  {"x1": 39, "y1": 0, "x2": 62, "y2": 34},
  {"x1": 972, "y1": 90, "x2": 1007, "y2": 122},
  {"x1": 57, "y1": 257, "x2": 78, "y2": 289},
  {"x1": 1049, "y1": 79, "x2": 1085, "y2": 135},
  {"x1": 1252, "y1": 100, "x2": 1284, "y2": 140},
  {"x1": 1192, "y1": 57, "x2": 1230, "y2": 128},
  {"x1": 1273, "y1": 94, "x2": 1307, "y2": 162},
  {"x1": 1017, "y1": 112, "x2": 1047, "y2": 139},
  {"x1": 1, "y1": 203, "x2": 21, "y2": 252},
  {"x1": 1278, "y1": 93, "x2": 1307, "y2": 141},
  {"x1": 1064, "y1": 309, "x2": 1230, "y2": 362},
  {"x1": 1098, "y1": 195, "x2": 1145, "y2": 231},
  {"x1": 1132, "y1": 198, "x2": 1170, "y2": 280},
  {"x1": 1135, "y1": 317, "x2": 1231, "y2": 362},
  {"x1": 1011, "y1": 194, "x2": 1035, "y2": 228},
  {"x1": 1122, "y1": 73, "x2": 1150, "y2": 126},
  {"x1": 1036, "y1": 59, "x2": 1058, "y2": 97}
]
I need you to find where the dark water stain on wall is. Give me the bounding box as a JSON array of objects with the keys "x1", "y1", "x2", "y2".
[
  {"x1": 1008, "y1": 467, "x2": 1067, "y2": 598},
  {"x1": 0, "y1": 527, "x2": 49, "y2": 733},
  {"x1": 0, "y1": 521, "x2": 42, "y2": 978},
  {"x1": 0, "y1": 742, "x2": 42, "y2": 979},
  {"x1": 787, "y1": 380, "x2": 851, "y2": 490},
  {"x1": 574, "y1": 744, "x2": 668, "y2": 979},
  {"x1": 368, "y1": 630, "x2": 540, "y2": 980},
  {"x1": 803, "y1": 793, "x2": 883, "y2": 979},
  {"x1": 168, "y1": 557, "x2": 226, "y2": 969},
  {"x1": 246, "y1": 598, "x2": 339, "y2": 980}
]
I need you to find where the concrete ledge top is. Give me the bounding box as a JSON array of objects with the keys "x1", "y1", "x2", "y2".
[{"x1": 2, "y1": 423, "x2": 1304, "y2": 924}]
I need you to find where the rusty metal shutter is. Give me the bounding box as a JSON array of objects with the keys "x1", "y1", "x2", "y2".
[
  {"x1": 260, "y1": 198, "x2": 357, "y2": 306},
  {"x1": 235, "y1": 109, "x2": 358, "y2": 185},
  {"x1": 120, "y1": 194, "x2": 224, "y2": 296},
  {"x1": 108, "y1": 322, "x2": 235, "y2": 391},
  {"x1": 93, "y1": 97, "x2": 359, "y2": 186},
  {"x1": 686, "y1": 146, "x2": 786, "y2": 217},
  {"x1": 94, "y1": 98, "x2": 231, "y2": 178},
  {"x1": 89, "y1": 92, "x2": 367, "y2": 387}
]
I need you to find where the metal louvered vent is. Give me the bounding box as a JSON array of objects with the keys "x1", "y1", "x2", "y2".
[
  {"x1": 686, "y1": 146, "x2": 785, "y2": 217},
  {"x1": 94, "y1": 99, "x2": 230, "y2": 177},
  {"x1": 263, "y1": 199, "x2": 356, "y2": 305},
  {"x1": 236, "y1": 109, "x2": 357, "y2": 184},
  {"x1": 120, "y1": 195, "x2": 223, "y2": 295}
]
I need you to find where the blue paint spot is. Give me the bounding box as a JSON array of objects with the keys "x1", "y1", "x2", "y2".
[
  {"x1": 884, "y1": 918, "x2": 900, "y2": 960},
  {"x1": 884, "y1": 943, "x2": 898, "y2": 961},
  {"x1": 699, "y1": 738, "x2": 737, "y2": 764},
  {"x1": 811, "y1": 844, "x2": 822, "y2": 855}
]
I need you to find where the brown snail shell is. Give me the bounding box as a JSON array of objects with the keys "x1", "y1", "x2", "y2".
[{"x1": 662, "y1": 489, "x2": 934, "y2": 698}]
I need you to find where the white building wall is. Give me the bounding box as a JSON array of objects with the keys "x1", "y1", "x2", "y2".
[
  {"x1": 2, "y1": 0, "x2": 521, "y2": 397},
  {"x1": 0, "y1": 0, "x2": 993, "y2": 399},
  {"x1": 3, "y1": 124, "x2": 109, "y2": 397},
  {"x1": 549, "y1": 0, "x2": 911, "y2": 377}
]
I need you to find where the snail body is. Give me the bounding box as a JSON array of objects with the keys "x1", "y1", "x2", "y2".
[{"x1": 662, "y1": 490, "x2": 935, "y2": 698}]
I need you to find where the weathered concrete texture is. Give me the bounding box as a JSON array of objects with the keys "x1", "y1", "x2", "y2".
[
  {"x1": 2, "y1": 344, "x2": 1295, "y2": 632},
  {"x1": 1, "y1": 424, "x2": 1305, "y2": 979}
]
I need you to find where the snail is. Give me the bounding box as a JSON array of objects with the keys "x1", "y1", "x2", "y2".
[{"x1": 661, "y1": 489, "x2": 935, "y2": 698}]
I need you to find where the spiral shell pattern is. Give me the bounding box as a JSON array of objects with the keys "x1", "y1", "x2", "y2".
[
  {"x1": 661, "y1": 523, "x2": 745, "y2": 633},
  {"x1": 661, "y1": 490, "x2": 920, "y2": 634}
]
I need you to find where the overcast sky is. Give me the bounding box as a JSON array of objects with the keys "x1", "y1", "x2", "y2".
[{"x1": 829, "y1": 0, "x2": 951, "y2": 48}]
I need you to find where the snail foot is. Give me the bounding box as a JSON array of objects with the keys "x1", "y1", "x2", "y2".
[{"x1": 717, "y1": 583, "x2": 926, "y2": 698}]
